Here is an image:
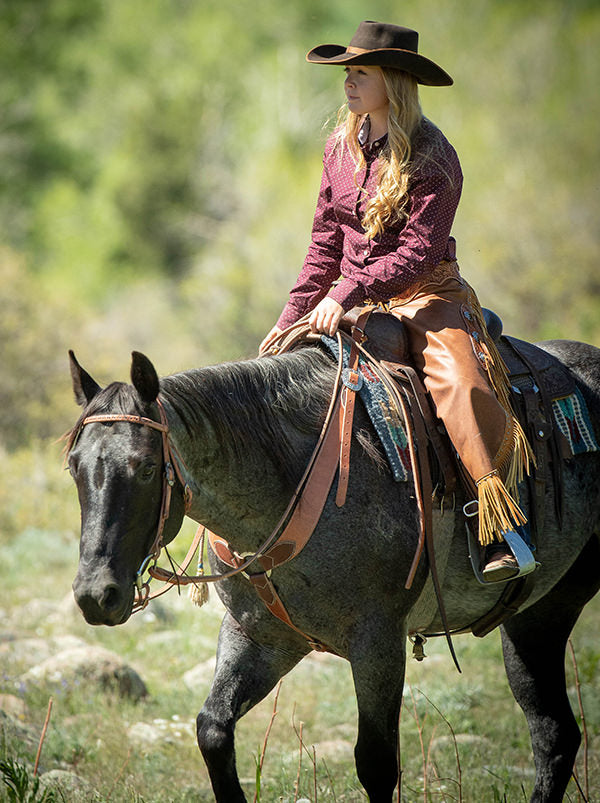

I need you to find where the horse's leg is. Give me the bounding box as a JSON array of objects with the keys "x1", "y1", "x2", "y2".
[
  {"x1": 349, "y1": 623, "x2": 407, "y2": 803},
  {"x1": 500, "y1": 534, "x2": 600, "y2": 803},
  {"x1": 196, "y1": 612, "x2": 305, "y2": 803}
]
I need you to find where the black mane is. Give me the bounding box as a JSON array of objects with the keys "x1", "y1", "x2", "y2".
[{"x1": 161, "y1": 346, "x2": 336, "y2": 484}]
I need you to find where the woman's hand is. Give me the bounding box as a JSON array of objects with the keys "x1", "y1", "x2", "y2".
[
  {"x1": 259, "y1": 325, "x2": 284, "y2": 354},
  {"x1": 309, "y1": 297, "x2": 344, "y2": 337}
]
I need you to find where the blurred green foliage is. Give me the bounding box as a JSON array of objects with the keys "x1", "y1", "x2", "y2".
[{"x1": 1, "y1": 0, "x2": 599, "y2": 448}]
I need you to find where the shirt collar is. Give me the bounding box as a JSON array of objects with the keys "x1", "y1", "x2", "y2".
[{"x1": 358, "y1": 116, "x2": 388, "y2": 155}]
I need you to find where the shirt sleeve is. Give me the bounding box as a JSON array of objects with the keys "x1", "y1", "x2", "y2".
[
  {"x1": 276, "y1": 155, "x2": 344, "y2": 329},
  {"x1": 328, "y1": 160, "x2": 463, "y2": 308}
]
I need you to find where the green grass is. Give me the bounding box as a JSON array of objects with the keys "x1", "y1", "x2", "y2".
[{"x1": 1, "y1": 449, "x2": 599, "y2": 801}]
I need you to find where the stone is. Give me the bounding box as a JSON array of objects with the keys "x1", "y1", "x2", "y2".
[
  {"x1": 312, "y1": 739, "x2": 354, "y2": 761},
  {"x1": 1, "y1": 635, "x2": 88, "y2": 672},
  {"x1": 127, "y1": 717, "x2": 195, "y2": 747},
  {"x1": 20, "y1": 645, "x2": 148, "y2": 700},
  {"x1": 39, "y1": 769, "x2": 95, "y2": 800},
  {"x1": 182, "y1": 657, "x2": 216, "y2": 691},
  {"x1": 0, "y1": 694, "x2": 29, "y2": 720},
  {"x1": 0, "y1": 710, "x2": 38, "y2": 753}
]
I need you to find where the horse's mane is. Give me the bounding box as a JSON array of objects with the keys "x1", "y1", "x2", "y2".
[{"x1": 161, "y1": 346, "x2": 336, "y2": 485}]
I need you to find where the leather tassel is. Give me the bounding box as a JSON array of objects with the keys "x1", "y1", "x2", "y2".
[
  {"x1": 189, "y1": 580, "x2": 209, "y2": 607},
  {"x1": 188, "y1": 530, "x2": 209, "y2": 607},
  {"x1": 476, "y1": 470, "x2": 528, "y2": 546}
]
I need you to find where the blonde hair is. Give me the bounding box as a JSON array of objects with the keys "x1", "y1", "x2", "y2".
[{"x1": 333, "y1": 68, "x2": 423, "y2": 240}]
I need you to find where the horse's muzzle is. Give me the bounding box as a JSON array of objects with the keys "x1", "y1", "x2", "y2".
[{"x1": 72, "y1": 567, "x2": 133, "y2": 626}]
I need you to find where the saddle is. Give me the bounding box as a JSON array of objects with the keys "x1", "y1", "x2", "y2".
[{"x1": 338, "y1": 305, "x2": 575, "y2": 638}]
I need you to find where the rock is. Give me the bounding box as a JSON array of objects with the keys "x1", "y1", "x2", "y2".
[
  {"x1": 127, "y1": 721, "x2": 164, "y2": 747},
  {"x1": 182, "y1": 657, "x2": 215, "y2": 691},
  {"x1": 127, "y1": 716, "x2": 195, "y2": 747},
  {"x1": 20, "y1": 645, "x2": 148, "y2": 700},
  {"x1": 11, "y1": 598, "x2": 62, "y2": 629},
  {"x1": 0, "y1": 710, "x2": 39, "y2": 753},
  {"x1": 0, "y1": 694, "x2": 29, "y2": 720},
  {"x1": 312, "y1": 739, "x2": 354, "y2": 761},
  {"x1": 1, "y1": 635, "x2": 89, "y2": 673},
  {"x1": 39, "y1": 769, "x2": 95, "y2": 800}
]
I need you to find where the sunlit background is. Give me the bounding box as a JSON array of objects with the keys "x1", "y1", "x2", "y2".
[{"x1": 2, "y1": 0, "x2": 599, "y2": 447}]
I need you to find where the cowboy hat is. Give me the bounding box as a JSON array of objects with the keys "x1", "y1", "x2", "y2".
[{"x1": 306, "y1": 20, "x2": 453, "y2": 87}]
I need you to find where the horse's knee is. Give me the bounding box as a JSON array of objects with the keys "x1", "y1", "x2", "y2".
[{"x1": 196, "y1": 708, "x2": 233, "y2": 762}]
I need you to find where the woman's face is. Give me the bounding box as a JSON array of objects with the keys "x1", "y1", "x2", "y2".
[{"x1": 343, "y1": 66, "x2": 389, "y2": 119}]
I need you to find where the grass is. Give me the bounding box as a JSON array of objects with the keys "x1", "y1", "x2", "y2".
[{"x1": 1, "y1": 447, "x2": 599, "y2": 802}]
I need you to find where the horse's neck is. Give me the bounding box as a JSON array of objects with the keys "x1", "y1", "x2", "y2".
[{"x1": 164, "y1": 390, "x2": 300, "y2": 552}]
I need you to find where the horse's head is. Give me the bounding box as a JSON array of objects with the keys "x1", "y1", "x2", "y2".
[{"x1": 67, "y1": 351, "x2": 186, "y2": 626}]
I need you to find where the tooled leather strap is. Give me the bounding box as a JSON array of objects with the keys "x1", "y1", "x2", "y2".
[
  {"x1": 209, "y1": 392, "x2": 344, "y2": 573},
  {"x1": 336, "y1": 308, "x2": 373, "y2": 507}
]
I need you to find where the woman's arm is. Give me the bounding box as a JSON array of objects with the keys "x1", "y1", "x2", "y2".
[{"x1": 276, "y1": 154, "x2": 345, "y2": 329}]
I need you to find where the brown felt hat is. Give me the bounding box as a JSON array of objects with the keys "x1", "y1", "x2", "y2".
[{"x1": 306, "y1": 20, "x2": 453, "y2": 87}]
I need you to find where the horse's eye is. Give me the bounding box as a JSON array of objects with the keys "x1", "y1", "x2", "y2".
[
  {"x1": 68, "y1": 458, "x2": 78, "y2": 479},
  {"x1": 138, "y1": 462, "x2": 157, "y2": 481}
]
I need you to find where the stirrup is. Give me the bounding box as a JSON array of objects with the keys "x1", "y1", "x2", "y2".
[{"x1": 466, "y1": 526, "x2": 538, "y2": 586}]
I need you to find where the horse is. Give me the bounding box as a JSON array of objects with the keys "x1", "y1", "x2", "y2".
[{"x1": 66, "y1": 334, "x2": 600, "y2": 803}]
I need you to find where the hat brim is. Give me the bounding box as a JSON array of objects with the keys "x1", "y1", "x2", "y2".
[{"x1": 306, "y1": 44, "x2": 453, "y2": 86}]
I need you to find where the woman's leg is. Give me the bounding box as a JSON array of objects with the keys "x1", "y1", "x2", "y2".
[{"x1": 390, "y1": 269, "x2": 532, "y2": 579}]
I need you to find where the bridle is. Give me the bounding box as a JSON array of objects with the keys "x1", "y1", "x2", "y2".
[{"x1": 72, "y1": 399, "x2": 195, "y2": 611}]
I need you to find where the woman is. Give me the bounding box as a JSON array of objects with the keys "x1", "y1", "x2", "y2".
[{"x1": 260, "y1": 21, "x2": 534, "y2": 582}]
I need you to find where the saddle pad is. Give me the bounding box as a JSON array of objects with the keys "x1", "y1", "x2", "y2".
[
  {"x1": 321, "y1": 336, "x2": 411, "y2": 481},
  {"x1": 552, "y1": 387, "x2": 599, "y2": 455}
]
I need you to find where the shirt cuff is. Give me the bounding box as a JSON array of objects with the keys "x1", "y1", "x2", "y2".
[{"x1": 328, "y1": 279, "x2": 366, "y2": 311}]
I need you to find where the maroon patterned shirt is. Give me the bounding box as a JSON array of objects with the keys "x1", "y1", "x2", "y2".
[{"x1": 277, "y1": 117, "x2": 463, "y2": 329}]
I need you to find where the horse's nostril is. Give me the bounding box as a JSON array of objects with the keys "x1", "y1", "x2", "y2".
[{"x1": 101, "y1": 584, "x2": 122, "y2": 612}]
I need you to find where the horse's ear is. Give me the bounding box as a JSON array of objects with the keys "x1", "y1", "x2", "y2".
[
  {"x1": 131, "y1": 351, "x2": 160, "y2": 404},
  {"x1": 69, "y1": 350, "x2": 102, "y2": 407}
]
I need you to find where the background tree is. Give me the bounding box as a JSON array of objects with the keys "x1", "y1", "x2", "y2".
[{"x1": 1, "y1": 0, "x2": 598, "y2": 447}]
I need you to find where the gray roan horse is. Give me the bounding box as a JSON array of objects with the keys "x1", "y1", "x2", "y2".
[{"x1": 67, "y1": 334, "x2": 600, "y2": 803}]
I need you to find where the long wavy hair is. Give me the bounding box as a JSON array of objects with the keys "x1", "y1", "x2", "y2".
[{"x1": 333, "y1": 68, "x2": 424, "y2": 240}]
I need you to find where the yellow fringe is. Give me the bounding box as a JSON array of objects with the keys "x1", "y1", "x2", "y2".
[
  {"x1": 189, "y1": 581, "x2": 209, "y2": 607},
  {"x1": 476, "y1": 470, "x2": 528, "y2": 546},
  {"x1": 462, "y1": 284, "x2": 538, "y2": 546},
  {"x1": 503, "y1": 417, "x2": 535, "y2": 498},
  {"x1": 466, "y1": 282, "x2": 536, "y2": 478}
]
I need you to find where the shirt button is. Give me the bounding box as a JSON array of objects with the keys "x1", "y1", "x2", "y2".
[{"x1": 364, "y1": 249, "x2": 369, "y2": 256}]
